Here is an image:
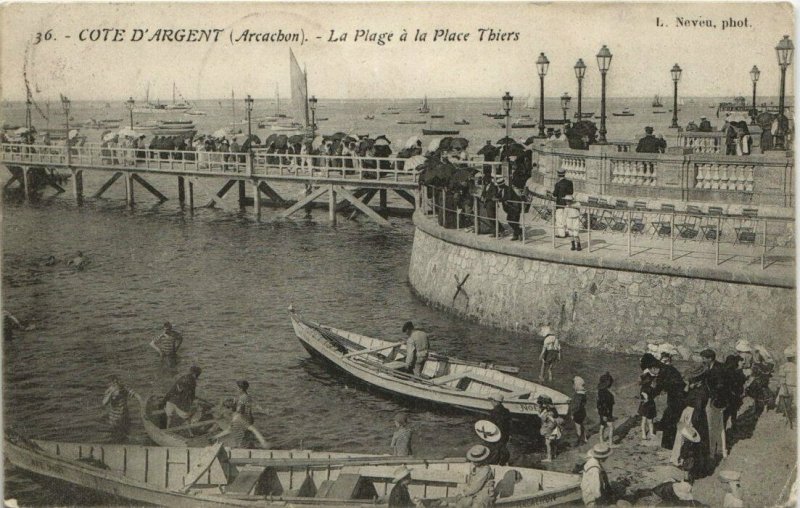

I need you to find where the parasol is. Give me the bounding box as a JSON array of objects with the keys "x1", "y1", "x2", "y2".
[
  {"x1": 212, "y1": 128, "x2": 229, "y2": 139},
  {"x1": 496, "y1": 136, "x2": 515, "y2": 145},
  {"x1": 404, "y1": 154, "x2": 427, "y2": 171},
  {"x1": 68, "y1": 129, "x2": 79, "y2": 139},
  {"x1": 404, "y1": 135, "x2": 421, "y2": 149},
  {"x1": 450, "y1": 137, "x2": 469, "y2": 150},
  {"x1": 427, "y1": 138, "x2": 443, "y2": 153}
]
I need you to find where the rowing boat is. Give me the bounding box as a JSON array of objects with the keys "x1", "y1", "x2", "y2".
[
  {"x1": 6, "y1": 435, "x2": 582, "y2": 507},
  {"x1": 141, "y1": 394, "x2": 218, "y2": 447},
  {"x1": 289, "y1": 309, "x2": 571, "y2": 416}
]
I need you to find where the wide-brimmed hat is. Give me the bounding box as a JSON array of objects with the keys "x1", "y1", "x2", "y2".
[
  {"x1": 735, "y1": 340, "x2": 752, "y2": 353},
  {"x1": 684, "y1": 364, "x2": 706, "y2": 382},
  {"x1": 393, "y1": 466, "x2": 412, "y2": 483},
  {"x1": 474, "y1": 420, "x2": 502, "y2": 443},
  {"x1": 564, "y1": 195, "x2": 574, "y2": 202},
  {"x1": 466, "y1": 444, "x2": 491, "y2": 463},
  {"x1": 680, "y1": 425, "x2": 701, "y2": 443},
  {"x1": 556, "y1": 169, "x2": 566, "y2": 176},
  {"x1": 673, "y1": 481, "x2": 694, "y2": 501},
  {"x1": 718, "y1": 470, "x2": 741, "y2": 483},
  {"x1": 495, "y1": 177, "x2": 506, "y2": 185},
  {"x1": 488, "y1": 393, "x2": 504, "y2": 403},
  {"x1": 658, "y1": 343, "x2": 679, "y2": 357},
  {"x1": 587, "y1": 443, "x2": 612, "y2": 459}
]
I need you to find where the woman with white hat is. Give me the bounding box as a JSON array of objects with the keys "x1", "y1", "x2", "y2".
[{"x1": 387, "y1": 466, "x2": 417, "y2": 507}]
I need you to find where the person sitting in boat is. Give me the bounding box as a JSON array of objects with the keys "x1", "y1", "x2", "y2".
[
  {"x1": 402, "y1": 321, "x2": 429, "y2": 377},
  {"x1": 386, "y1": 466, "x2": 423, "y2": 507},
  {"x1": 210, "y1": 399, "x2": 269, "y2": 449},
  {"x1": 452, "y1": 445, "x2": 497, "y2": 507},
  {"x1": 102, "y1": 376, "x2": 142, "y2": 438},
  {"x1": 581, "y1": 443, "x2": 614, "y2": 506},
  {"x1": 164, "y1": 366, "x2": 202, "y2": 428}
]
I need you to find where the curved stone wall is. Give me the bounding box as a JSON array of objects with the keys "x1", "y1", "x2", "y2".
[{"x1": 408, "y1": 212, "x2": 795, "y2": 357}]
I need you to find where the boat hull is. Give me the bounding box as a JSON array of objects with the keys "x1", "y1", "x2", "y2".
[
  {"x1": 290, "y1": 314, "x2": 569, "y2": 417},
  {"x1": 422, "y1": 129, "x2": 460, "y2": 135}
]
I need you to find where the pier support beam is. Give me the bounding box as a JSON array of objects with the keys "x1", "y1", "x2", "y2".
[
  {"x1": 238, "y1": 180, "x2": 246, "y2": 210},
  {"x1": 93, "y1": 172, "x2": 123, "y2": 198},
  {"x1": 328, "y1": 185, "x2": 337, "y2": 225},
  {"x1": 131, "y1": 174, "x2": 168, "y2": 203},
  {"x1": 188, "y1": 180, "x2": 194, "y2": 215},
  {"x1": 178, "y1": 177, "x2": 185, "y2": 207},
  {"x1": 393, "y1": 189, "x2": 417, "y2": 206},
  {"x1": 256, "y1": 181, "x2": 287, "y2": 205},
  {"x1": 125, "y1": 173, "x2": 135, "y2": 208},
  {"x1": 252, "y1": 181, "x2": 261, "y2": 220},
  {"x1": 281, "y1": 186, "x2": 328, "y2": 218},
  {"x1": 21, "y1": 167, "x2": 30, "y2": 202},
  {"x1": 205, "y1": 180, "x2": 237, "y2": 208},
  {"x1": 335, "y1": 186, "x2": 390, "y2": 226},
  {"x1": 71, "y1": 168, "x2": 83, "y2": 206},
  {"x1": 380, "y1": 189, "x2": 388, "y2": 210}
]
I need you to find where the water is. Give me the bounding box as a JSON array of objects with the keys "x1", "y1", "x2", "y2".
[{"x1": 0, "y1": 99, "x2": 658, "y2": 505}]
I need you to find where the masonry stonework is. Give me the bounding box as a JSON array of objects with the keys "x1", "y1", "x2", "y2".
[{"x1": 409, "y1": 217, "x2": 795, "y2": 358}]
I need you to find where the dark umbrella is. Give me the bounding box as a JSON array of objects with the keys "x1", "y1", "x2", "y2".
[
  {"x1": 439, "y1": 137, "x2": 454, "y2": 151},
  {"x1": 330, "y1": 132, "x2": 348, "y2": 141},
  {"x1": 504, "y1": 143, "x2": 526, "y2": 158},
  {"x1": 374, "y1": 134, "x2": 391, "y2": 145},
  {"x1": 450, "y1": 137, "x2": 469, "y2": 150},
  {"x1": 524, "y1": 135, "x2": 538, "y2": 145},
  {"x1": 476, "y1": 143, "x2": 497, "y2": 156},
  {"x1": 264, "y1": 133, "x2": 278, "y2": 147},
  {"x1": 287, "y1": 134, "x2": 304, "y2": 145},
  {"x1": 497, "y1": 136, "x2": 515, "y2": 145},
  {"x1": 273, "y1": 134, "x2": 288, "y2": 149}
]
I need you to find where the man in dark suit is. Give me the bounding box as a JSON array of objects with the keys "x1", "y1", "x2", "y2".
[
  {"x1": 552, "y1": 169, "x2": 573, "y2": 237},
  {"x1": 636, "y1": 126, "x2": 666, "y2": 153}
]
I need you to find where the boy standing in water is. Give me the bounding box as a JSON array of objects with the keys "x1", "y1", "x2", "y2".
[{"x1": 597, "y1": 372, "x2": 616, "y2": 446}]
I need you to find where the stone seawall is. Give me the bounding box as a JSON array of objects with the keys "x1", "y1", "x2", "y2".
[{"x1": 408, "y1": 213, "x2": 795, "y2": 357}]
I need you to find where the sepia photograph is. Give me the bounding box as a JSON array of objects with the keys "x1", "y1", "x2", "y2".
[{"x1": 0, "y1": 2, "x2": 796, "y2": 506}]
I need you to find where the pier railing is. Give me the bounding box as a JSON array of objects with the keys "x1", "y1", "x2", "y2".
[
  {"x1": 420, "y1": 185, "x2": 794, "y2": 274},
  {"x1": 529, "y1": 140, "x2": 793, "y2": 207}
]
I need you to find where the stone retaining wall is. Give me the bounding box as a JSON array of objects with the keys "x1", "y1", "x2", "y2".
[{"x1": 408, "y1": 213, "x2": 795, "y2": 357}]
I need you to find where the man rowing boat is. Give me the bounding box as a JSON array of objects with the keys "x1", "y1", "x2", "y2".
[
  {"x1": 402, "y1": 321, "x2": 429, "y2": 377},
  {"x1": 164, "y1": 366, "x2": 201, "y2": 428}
]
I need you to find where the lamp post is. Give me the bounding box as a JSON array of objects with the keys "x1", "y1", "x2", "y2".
[
  {"x1": 502, "y1": 91, "x2": 513, "y2": 153},
  {"x1": 536, "y1": 53, "x2": 549, "y2": 138},
  {"x1": 574, "y1": 59, "x2": 586, "y2": 119},
  {"x1": 775, "y1": 35, "x2": 793, "y2": 150},
  {"x1": 244, "y1": 94, "x2": 254, "y2": 173},
  {"x1": 560, "y1": 92, "x2": 572, "y2": 123},
  {"x1": 670, "y1": 63, "x2": 682, "y2": 128},
  {"x1": 596, "y1": 45, "x2": 612, "y2": 144},
  {"x1": 749, "y1": 65, "x2": 760, "y2": 125},
  {"x1": 126, "y1": 96, "x2": 135, "y2": 129},
  {"x1": 308, "y1": 95, "x2": 318, "y2": 138},
  {"x1": 60, "y1": 94, "x2": 71, "y2": 166}
]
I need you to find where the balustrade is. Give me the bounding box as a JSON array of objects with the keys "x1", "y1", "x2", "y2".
[
  {"x1": 679, "y1": 132, "x2": 724, "y2": 154},
  {"x1": 694, "y1": 163, "x2": 755, "y2": 192},
  {"x1": 610, "y1": 159, "x2": 657, "y2": 186},
  {"x1": 560, "y1": 155, "x2": 587, "y2": 180}
]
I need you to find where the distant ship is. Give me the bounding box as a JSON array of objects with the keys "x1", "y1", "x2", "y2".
[
  {"x1": 164, "y1": 83, "x2": 193, "y2": 111},
  {"x1": 612, "y1": 108, "x2": 635, "y2": 117},
  {"x1": 574, "y1": 112, "x2": 595, "y2": 119},
  {"x1": 418, "y1": 96, "x2": 430, "y2": 114},
  {"x1": 454, "y1": 119, "x2": 470, "y2": 125},
  {"x1": 652, "y1": 95, "x2": 664, "y2": 108}
]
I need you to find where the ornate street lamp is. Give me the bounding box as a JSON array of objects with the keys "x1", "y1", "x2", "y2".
[
  {"x1": 308, "y1": 95, "x2": 318, "y2": 138},
  {"x1": 60, "y1": 94, "x2": 71, "y2": 165},
  {"x1": 536, "y1": 53, "x2": 549, "y2": 138},
  {"x1": 560, "y1": 92, "x2": 572, "y2": 123},
  {"x1": 574, "y1": 59, "x2": 586, "y2": 119},
  {"x1": 775, "y1": 35, "x2": 793, "y2": 150},
  {"x1": 502, "y1": 91, "x2": 513, "y2": 153},
  {"x1": 749, "y1": 65, "x2": 760, "y2": 125},
  {"x1": 244, "y1": 94, "x2": 254, "y2": 173},
  {"x1": 596, "y1": 45, "x2": 612, "y2": 144},
  {"x1": 126, "y1": 96, "x2": 135, "y2": 129},
  {"x1": 670, "y1": 64, "x2": 682, "y2": 129}
]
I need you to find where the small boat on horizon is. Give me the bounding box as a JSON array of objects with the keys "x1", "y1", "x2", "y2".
[
  {"x1": 418, "y1": 96, "x2": 430, "y2": 114},
  {"x1": 574, "y1": 112, "x2": 595, "y2": 119},
  {"x1": 612, "y1": 108, "x2": 635, "y2": 117},
  {"x1": 398, "y1": 120, "x2": 427, "y2": 125},
  {"x1": 652, "y1": 94, "x2": 664, "y2": 108},
  {"x1": 454, "y1": 119, "x2": 470, "y2": 125},
  {"x1": 430, "y1": 114, "x2": 444, "y2": 119},
  {"x1": 364, "y1": 115, "x2": 375, "y2": 120}
]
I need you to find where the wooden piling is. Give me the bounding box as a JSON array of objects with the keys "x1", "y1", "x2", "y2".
[
  {"x1": 379, "y1": 189, "x2": 388, "y2": 210},
  {"x1": 252, "y1": 180, "x2": 261, "y2": 220},
  {"x1": 238, "y1": 180, "x2": 246, "y2": 210},
  {"x1": 125, "y1": 173, "x2": 135, "y2": 207},
  {"x1": 21, "y1": 167, "x2": 30, "y2": 202},
  {"x1": 71, "y1": 168, "x2": 83, "y2": 206},
  {"x1": 329, "y1": 185, "x2": 337, "y2": 224},
  {"x1": 188, "y1": 180, "x2": 194, "y2": 215},
  {"x1": 177, "y1": 177, "x2": 185, "y2": 207}
]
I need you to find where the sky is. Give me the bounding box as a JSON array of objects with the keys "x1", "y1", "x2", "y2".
[{"x1": 0, "y1": 2, "x2": 795, "y2": 102}]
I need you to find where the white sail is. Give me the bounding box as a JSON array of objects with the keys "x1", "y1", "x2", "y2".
[{"x1": 289, "y1": 49, "x2": 309, "y2": 127}]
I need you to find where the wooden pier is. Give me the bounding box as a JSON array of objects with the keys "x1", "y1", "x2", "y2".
[{"x1": 1, "y1": 144, "x2": 500, "y2": 226}]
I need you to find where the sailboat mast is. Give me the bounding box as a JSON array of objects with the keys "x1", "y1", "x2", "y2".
[
  {"x1": 303, "y1": 65, "x2": 310, "y2": 128},
  {"x1": 231, "y1": 90, "x2": 236, "y2": 130},
  {"x1": 173, "y1": 82, "x2": 176, "y2": 104},
  {"x1": 275, "y1": 83, "x2": 280, "y2": 115}
]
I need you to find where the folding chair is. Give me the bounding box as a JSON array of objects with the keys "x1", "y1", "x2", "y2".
[
  {"x1": 650, "y1": 204, "x2": 675, "y2": 238},
  {"x1": 606, "y1": 199, "x2": 629, "y2": 232},
  {"x1": 630, "y1": 201, "x2": 648, "y2": 235},
  {"x1": 583, "y1": 196, "x2": 607, "y2": 231},
  {"x1": 700, "y1": 206, "x2": 724, "y2": 241},
  {"x1": 733, "y1": 208, "x2": 759, "y2": 246},
  {"x1": 675, "y1": 205, "x2": 702, "y2": 240}
]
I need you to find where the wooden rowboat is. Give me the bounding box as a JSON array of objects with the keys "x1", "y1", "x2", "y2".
[
  {"x1": 141, "y1": 394, "x2": 218, "y2": 447},
  {"x1": 289, "y1": 310, "x2": 571, "y2": 417},
  {"x1": 5, "y1": 435, "x2": 582, "y2": 507}
]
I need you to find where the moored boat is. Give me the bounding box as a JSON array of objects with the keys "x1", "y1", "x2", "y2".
[
  {"x1": 612, "y1": 108, "x2": 634, "y2": 117},
  {"x1": 5, "y1": 435, "x2": 582, "y2": 507},
  {"x1": 289, "y1": 309, "x2": 570, "y2": 417},
  {"x1": 454, "y1": 119, "x2": 470, "y2": 125},
  {"x1": 141, "y1": 394, "x2": 218, "y2": 447},
  {"x1": 422, "y1": 128, "x2": 460, "y2": 135}
]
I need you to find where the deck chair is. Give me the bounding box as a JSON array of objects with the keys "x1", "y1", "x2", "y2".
[
  {"x1": 650, "y1": 204, "x2": 675, "y2": 238},
  {"x1": 675, "y1": 205, "x2": 702, "y2": 240},
  {"x1": 734, "y1": 208, "x2": 759, "y2": 245},
  {"x1": 630, "y1": 201, "x2": 648, "y2": 234},
  {"x1": 582, "y1": 197, "x2": 607, "y2": 231},
  {"x1": 700, "y1": 206, "x2": 724, "y2": 241},
  {"x1": 606, "y1": 200, "x2": 629, "y2": 232}
]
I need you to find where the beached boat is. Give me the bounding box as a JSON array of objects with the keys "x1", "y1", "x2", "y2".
[
  {"x1": 141, "y1": 395, "x2": 218, "y2": 447},
  {"x1": 612, "y1": 108, "x2": 634, "y2": 117},
  {"x1": 289, "y1": 310, "x2": 570, "y2": 416},
  {"x1": 5, "y1": 435, "x2": 582, "y2": 507}
]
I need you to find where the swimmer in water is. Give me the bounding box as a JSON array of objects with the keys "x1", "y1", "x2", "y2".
[{"x1": 67, "y1": 251, "x2": 88, "y2": 270}]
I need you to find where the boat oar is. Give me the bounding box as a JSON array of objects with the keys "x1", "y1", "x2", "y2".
[
  {"x1": 343, "y1": 343, "x2": 399, "y2": 358},
  {"x1": 428, "y1": 353, "x2": 520, "y2": 375},
  {"x1": 227, "y1": 456, "x2": 467, "y2": 468}
]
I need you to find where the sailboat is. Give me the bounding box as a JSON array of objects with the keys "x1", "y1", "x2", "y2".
[
  {"x1": 132, "y1": 83, "x2": 168, "y2": 113},
  {"x1": 271, "y1": 49, "x2": 307, "y2": 132},
  {"x1": 418, "y1": 96, "x2": 430, "y2": 114},
  {"x1": 165, "y1": 82, "x2": 193, "y2": 111},
  {"x1": 525, "y1": 94, "x2": 536, "y2": 110},
  {"x1": 259, "y1": 84, "x2": 290, "y2": 127},
  {"x1": 652, "y1": 94, "x2": 664, "y2": 108}
]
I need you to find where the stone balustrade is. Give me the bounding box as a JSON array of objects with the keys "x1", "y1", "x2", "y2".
[
  {"x1": 531, "y1": 139, "x2": 793, "y2": 208},
  {"x1": 679, "y1": 132, "x2": 725, "y2": 154}
]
